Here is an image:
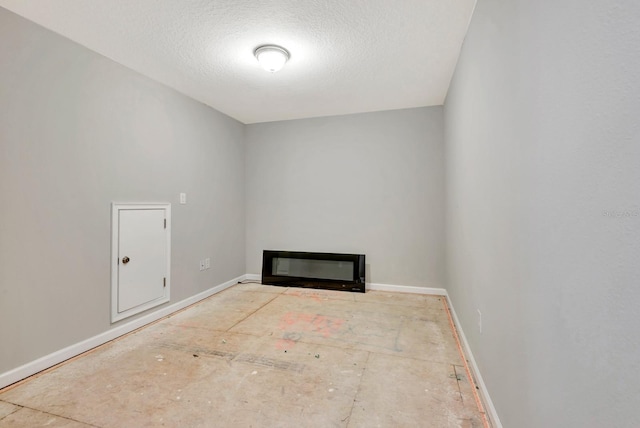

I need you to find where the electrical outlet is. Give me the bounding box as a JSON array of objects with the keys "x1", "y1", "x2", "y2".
[
  {"x1": 199, "y1": 260, "x2": 205, "y2": 271},
  {"x1": 205, "y1": 258, "x2": 210, "y2": 269},
  {"x1": 477, "y1": 309, "x2": 482, "y2": 334}
]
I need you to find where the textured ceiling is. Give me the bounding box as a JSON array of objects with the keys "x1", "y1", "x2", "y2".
[{"x1": 0, "y1": 0, "x2": 476, "y2": 124}]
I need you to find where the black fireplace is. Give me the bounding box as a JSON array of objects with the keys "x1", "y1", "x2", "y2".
[{"x1": 261, "y1": 250, "x2": 366, "y2": 293}]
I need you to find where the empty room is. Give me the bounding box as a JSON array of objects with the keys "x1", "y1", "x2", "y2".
[{"x1": 0, "y1": 1, "x2": 638, "y2": 427}]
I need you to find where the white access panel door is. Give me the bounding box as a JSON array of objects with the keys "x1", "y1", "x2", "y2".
[{"x1": 111, "y1": 203, "x2": 171, "y2": 322}]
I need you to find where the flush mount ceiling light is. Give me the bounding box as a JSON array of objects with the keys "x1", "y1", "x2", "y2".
[{"x1": 254, "y1": 45, "x2": 290, "y2": 72}]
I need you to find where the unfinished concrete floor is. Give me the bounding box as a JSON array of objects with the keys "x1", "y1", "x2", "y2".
[{"x1": 0, "y1": 284, "x2": 486, "y2": 427}]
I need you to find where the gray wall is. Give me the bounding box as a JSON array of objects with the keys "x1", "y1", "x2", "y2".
[
  {"x1": 444, "y1": 0, "x2": 640, "y2": 426},
  {"x1": 245, "y1": 107, "x2": 445, "y2": 287},
  {"x1": 0, "y1": 9, "x2": 246, "y2": 374}
]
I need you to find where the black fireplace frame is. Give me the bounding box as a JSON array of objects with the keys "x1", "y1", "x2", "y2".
[{"x1": 261, "y1": 250, "x2": 366, "y2": 293}]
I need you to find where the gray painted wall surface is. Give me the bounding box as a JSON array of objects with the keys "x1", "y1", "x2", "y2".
[
  {"x1": 245, "y1": 107, "x2": 445, "y2": 287},
  {"x1": 0, "y1": 9, "x2": 246, "y2": 373},
  {"x1": 444, "y1": 0, "x2": 640, "y2": 426}
]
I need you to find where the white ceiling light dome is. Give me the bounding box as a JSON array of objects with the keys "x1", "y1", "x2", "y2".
[{"x1": 254, "y1": 45, "x2": 290, "y2": 72}]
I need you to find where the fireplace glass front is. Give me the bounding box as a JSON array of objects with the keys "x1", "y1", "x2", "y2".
[{"x1": 262, "y1": 250, "x2": 365, "y2": 293}]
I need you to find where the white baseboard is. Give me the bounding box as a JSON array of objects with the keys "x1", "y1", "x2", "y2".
[
  {"x1": 445, "y1": 296, "x2": 503, "y2": 428},
  {"x1": 244, "y1": 273, "x2": 261, "y2": 281},
  {"x1": 0, "y1": 274, "x2": 245, "y2": 390},
  {"x1": 367, "y1": 282, "x2": 447, "y2": 296}
]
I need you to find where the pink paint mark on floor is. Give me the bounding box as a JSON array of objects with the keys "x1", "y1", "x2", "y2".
[{"x1": 279, "y1": 312, "x2": 345, "y2": 338}]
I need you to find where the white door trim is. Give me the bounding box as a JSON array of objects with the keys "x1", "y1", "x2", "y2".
[{"x1": 111, "y1": 203, "x2": 171, "y2": 323}]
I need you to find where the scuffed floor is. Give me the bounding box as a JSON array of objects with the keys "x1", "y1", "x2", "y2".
[{"x1": 0, "y1": 284, "x2": 485, "y2": 427}]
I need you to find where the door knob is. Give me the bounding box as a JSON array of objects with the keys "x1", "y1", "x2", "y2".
[{"x1": 122, "y1": 256, "x2": 130, "y2": 264}]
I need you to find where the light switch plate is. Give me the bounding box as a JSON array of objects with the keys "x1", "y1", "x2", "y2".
[{"x1": 180, "y1": 193, "x2": 187, "y2": 204}]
